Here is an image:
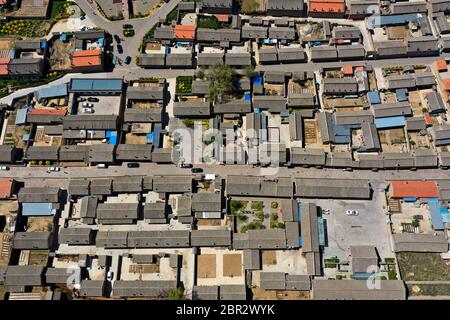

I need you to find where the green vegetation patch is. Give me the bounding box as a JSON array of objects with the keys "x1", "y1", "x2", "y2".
[
  {"x1": 176, "y1": 76, "x2": 193, "y2": 94},
  {"x1": 397, "y1": 252, "x2": 450, "y2": 281}
]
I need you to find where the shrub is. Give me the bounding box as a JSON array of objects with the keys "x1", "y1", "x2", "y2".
[
  {"x1": 38, "y1": 160, "x2": 44, "y2": 165},
  {"x1": 388, "y1": 270, "x2": 397, "y2": 280},
  {"x1": 167, "y1": 287, "x2": 186, "y2": 300},
  {"x1": 182, "y1": 118, "x2": 195, "y2": 128},
  {"x1": 45, "y1": 160, "x2": 51, "y2": 165},
  {"x1": 271, "y1": 201, "x2": 278, "y2": 209},
  {"x1": 255, "y1": 211, "x2": 264, "y2": 221},
  {"x1": 230, "y1": 200, "x2": 245, "y2": 215},
  {"x1": 251, "y1": 201, "x2": 264, "y2": 211},
  {"x1": 422, "y1": 107, "x2": 428, "y2": 113}
]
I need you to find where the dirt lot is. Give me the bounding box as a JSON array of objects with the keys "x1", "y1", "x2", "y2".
[
  {"x1": 304, "y1": 120, "x2": 318, "y2": 145},
  {"x1": 252, "y1": 287, "x2": 310, "y2": 300},
  {"x1": 125, "y1": 133, "x2": 148, "y2": 144},
  {"x1": 262, "y1": 251, "x2": 277, "y2": 266},
  {"x1": 197, "y1": 219, "x2": 222, "y2": 226},
  {"x1": 29, "y1": 250, "x2": 49, "y2": 265},
  {"x1": 397, "y1": 252, "x2": 450, "y2": 281},
  {"x1": 407, "y1": 283, "x2": 450, "y2": 297},
  {"x1": 129, "y1": 264, "x2": 159, "y2": 274},
  {"x1": 408, "y1": 132, "x2": 430, "y2": 149},
  {"x1": 379, "y1": 128, "x2": 407, "y2": 153},
  {"x1": 222, "y1": 254, "x2": 242, "y2": 277},
  {"x1": 49, "y1": 39, "x2": 73, "y2": 70},
  {"x1": 197, "y1": 254, "x2": 216, "y2": 279},
  {"x1": 27, "y1": 217, "x2": 54, "y2": 232},
  {"x1": 387, "y1": 26, "x2": 409, "y2": 40}
]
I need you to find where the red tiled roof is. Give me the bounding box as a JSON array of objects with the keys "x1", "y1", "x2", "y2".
[
  {"x1": 424, "y1": 112, "x2": 433, "y2": 126},
  {"x1": 174, "y1": 25, "x2": 196, "y2": 40},
  {"x1": 391, "y1": 180, "x2": 439, "y2": 198},
  {"x1": 0, "y1": 178, "x2": 14, "y2": 199},
  {"x1": 443, "y1": 78, "x2": 450, "y2": 91},
  {"x1": 342, "y1": 65, "x2": 353, "y2": 75},
  {"x1": 436, "y1": 59, "x2": 447, "y2": 71},
  {"x1": 214, "y1": 14, "x2": 229, "y2": 22},
  {"x1": 309, "y1": 0, "x2": 345, "y2": 13},
  {"x1": 29, "y1": 108, "x2": 67, "y2": 115},
  {"x1": 0, "y1": 57, "x2": 9, "y2": 75},
  {"x1": 72, "y1": 49, "x2": 102, "y2": 68}
]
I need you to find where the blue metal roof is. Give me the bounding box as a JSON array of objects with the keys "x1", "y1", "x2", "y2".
[
  {"x1": 318, "y1": 217, "x2": 325, "y2": 246},
  {"x1": 70, "y1": 79, "x2": 123, "y2": 92},
  {"x1": 368, "y1": 91, "x2": 381, "y2": 104},
  {"x1": 375, "y1": 116, "x2": 405, "y2": 129},
  {"x1": 368, "y1": 14, "x2": 419, "y2": 28},
  {"x1": 35, "y1": 84, "x2": 68, "y2": 100},
  {"x1": 429, "y1": 199, "x2": 445, "y2": 231},
  {"x1": 15, "y1": 108, "x2": 28, "y2": 125},
  {"x1": 22, "y1": 202, "x2": 56, "y2": 216},
  {"x1": 395, "y1": 89, "x2": 408, "y2": 102}
]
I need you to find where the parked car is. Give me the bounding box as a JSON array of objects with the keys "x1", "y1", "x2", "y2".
[
  {"x1": 114, "y1": 34, "x2": 121, "y2": 43},
  {"x1": 87, "y1": 97, "x2": 99, "y2": 102},
  {"x1": 124, "y1": 56, "x2": 131, "y2": 64},
  {"x1": 97, "y1": 163, "x2": 107, "y2": 169},
  {"x1": 191, "y1": 168, "x2": 203, "y2": 173},
  {"x1": 180, "y1": 163, "x2": 193, "y2": 168},
  {"x1": 82, "y1": 107, "x2": 94, "y2": 113},
  {"x1": 106, "y1": 271, "x2": 114, "y2": 281},
  {"x1": 127, "y1": 162, "x2": 140, "y2": 168},
  {"x1": 345, "y1": 210, "x2": 359, "y2": 216},
  {"x1": 322, "y1": 209, "x2": 330, "y2": 215},
  {"x1": 117, "y1": 45, "x2": 123, "y2": 54},
  {"x1": 0, "y1": 166, "x2": 9, "y2": 171},
  {"x1": 82, "y1": 102, "x2": 89, "y2": 107},
  {"x1": 47, "y1": 167, "x2": 60, "y2": 173},
  {"x1": 123, "y1": 24, "x2": 133, "y2": 29}
]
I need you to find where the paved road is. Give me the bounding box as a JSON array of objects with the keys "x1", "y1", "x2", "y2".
[
  {"x1": 73, "y1": 0, "x2": 181, "y2": 67},
  {"x1": 2, "y1": 163, "x2": 450, "y2": 183}
]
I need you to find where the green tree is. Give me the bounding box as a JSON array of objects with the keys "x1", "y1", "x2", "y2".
[
  {"x1": 207, "y1": 64, "x2": 234, "y2": 103},
  {"x1": 244, "y1": 65, "x2": 257, "y2": 79},
  {"x1": 167, "y1": 287, "x2": 186, "y2": 300},
  {"x1": 197, "y1": 70, "x2": 205, "y2": 80}
]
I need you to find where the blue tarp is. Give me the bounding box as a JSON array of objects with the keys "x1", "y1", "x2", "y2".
[
  {"x1": 70, "y1": 79, "x2": 123, "y2": 92},
  {"x1": 244, "y1": 93, "x2": 251, "y2": 101},
  {"x1": 35, "y1": 84, "x2": 68, "y2": 100},
  {"x1": 403, "y1": 197, "x2": 417, "y2": 202},
  {"x1": 429, "y1": 198, "x2": 445, "y2": 230},
  {"x1": 353, "y1": 272, "x2": 375, "y2": 280},
  {"x1": 441, "y1": 206, "x2": 450, "y2": 223},
  {"x1": 147, "y1": 132, "x2": 154, "y2": 144},
  {"x1": 375, "y1": 116, "x2": 405, "y2": 129},
  {"x1": 59, "y1": 34, "x2": 68, "y2": 41},
  {"x1": 153, "y1": 127, "x2": 161, "y2": 148},
  {"x1": 396, "y1": 89, "x2": 408, "y2": 102},
  {"x1": 318, "y1": 217, "x2": 325, "y2": 246},
  {"x1": 40, "y1": 40, "x2": 47, "y2": 48},
  {"x1": 22, "y1": 202, "x2": 56, "y2": 216},
  {"x1": 15, "y1": 108, "x2": 27, "y2": 125},
  {"x1": 368, "y1": 91, "x2": 381, "y2": 104},
  {"x1": 253, "y1": 76, "x2": 262, "y2": 85}
]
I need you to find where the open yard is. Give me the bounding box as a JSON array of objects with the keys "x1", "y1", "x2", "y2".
[
  {"x1": 407, "y1": 283, "x2": 450, "y2": 297},
  {"x1": 397, "y1": 252, "x2": 450, "y2": 282},
  {"x1": 379, "y1": 128, "x2": 408, "y2": 153},
  {"x1": 29, "y1": 250, "x2": 49, "y2": 265},
  {"x1": 27, "y1": 217, "x2": 53, "y2": 232},
  {"x1": 262, "y1": 251, "x2": 277, "y2": 266},
  {"x1": 197, "y1": 254, "x2": 216, "y2": 279}
]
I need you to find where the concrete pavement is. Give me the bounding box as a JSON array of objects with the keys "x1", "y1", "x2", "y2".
[{"x1": 2, "y1": 162, "x2": 450, "y2": 184}]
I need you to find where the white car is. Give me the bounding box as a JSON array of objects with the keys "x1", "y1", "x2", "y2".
[
  {"x1": 345, "y1": 210, "x2": 359, "y2": 216},
  {"x1": 0, "y1": 166, "x2": 9, "y2": 171},
  {"x1": 47, "y1": 167, "x2": 60, "y2": 172},
  {"x1": 82, "y1": 102, "x2": 89, "y2": 107},
  {"x1": 97, "y1": 163, "x2": 107, "y2": 169},
  {"x1": 322, "y1": 209, "x2": 330, "y2": 215},
  {"x1": 106, "y1": 271, "x2": 114, "y2": 281},
  {"x1": 82, "y1": 107, "x2": 94, "y2": 113}
]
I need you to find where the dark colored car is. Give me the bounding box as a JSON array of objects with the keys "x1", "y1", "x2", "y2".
[
  {"x1": 87, "y1": 97, "x2": 99, "y2": 102},
  {"x1": 114, "y1": 34, "x2": 121, "y2": 43},
  {"x1": 124, "y1": 56, "x2": 132, "y2": 64},
  {"x1": 123, "y1": 24, "x2": 133, "y2": 29},
  {"x1": 127, "y1": 162, "x2": 140, "y2": 168},
  {"x1": 191, "y1": 168, "x2": 203, "y2": 173},
  {"x1": 117, "y1": 45, "x2": 123, "y2": 54}
]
